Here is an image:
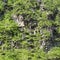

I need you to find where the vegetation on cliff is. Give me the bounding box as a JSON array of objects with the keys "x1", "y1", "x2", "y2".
[{"x1": 0, "y1": 0, "x2": 60, "y2": 60}]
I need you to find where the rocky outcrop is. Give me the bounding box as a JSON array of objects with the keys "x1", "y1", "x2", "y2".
[{"x1": 12, "y1": 14, "x2": 25, "y2": 27}]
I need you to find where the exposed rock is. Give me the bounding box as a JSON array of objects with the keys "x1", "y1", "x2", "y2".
[
  {"x1": 0, "y1": 40, "x2": 4, "y2": 46},
  {"x1": 0, "y1": 10, "x2": 4, "y2": 20},
  {"x1": 8, "y1": 40, "x2": 15, "y2": 48},
  {"x1": 18, "y1": 15, "x2": 25, "y2": 27},
  {"x1": 37, "y1": 0, "x2": 42, "y2": 3},
  {"x1": 40, "y1": 40, "x2": 46, "y2": 49},
  {"x1": 22, "y1": 33, "x2": 26, "y2": 40},
  {"x1": 12, "y1": 14, "x2": 25, "y2": 27},
  {"x1": 3, "y1": 0, "x2": 8, "y2": 3},
  {"x1": 40, "y1": 3, "x2": 45, "y2": 11}
]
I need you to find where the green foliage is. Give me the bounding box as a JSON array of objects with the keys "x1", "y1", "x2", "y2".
[
  {"x1": 47, "y1": 47, "x2": 60, "y2": 60},
  {"x1": 0, "y1": 0, "x2": 60, "y2": 60}
]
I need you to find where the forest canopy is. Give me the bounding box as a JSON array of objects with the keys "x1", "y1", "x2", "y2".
[{"x1": 0, "y1": 0, "x2": 60, "y2": 60}]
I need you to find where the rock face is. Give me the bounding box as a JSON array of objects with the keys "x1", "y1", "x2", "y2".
[
  {"x1": 0, "y1": 41, "x2": 4, "y2": 46},
  {"x1": 0, "y1": 11, "x2": 4, "y2": 20},
  {"x1": 40, "y1": 40, "x2": 45, "y2": 49},
  {"x1": 12, "y1": 14, "x2": 25, "y2": 27},
  {"x1": 3, "y1": 0, "x2": 8, "y2": 3}
]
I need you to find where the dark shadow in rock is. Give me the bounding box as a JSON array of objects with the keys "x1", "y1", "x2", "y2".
[
  {"x1": 6, "y1": 30, "x2": 14, "y2": 37},
  {"x1": 0, "y1": 10, "x2": 4, "y2": 20},
  {"x1": 47, "y1": 14, "x2": 55, "y2": 20},
  {"x1": 27, "y1": 39, "x2": 34, "y2": 44},
  {"x1": 0, "y1": 40, "x2": 4, "y2": 46},
  {"x1": 3, "y1": 0, "x2": 8, "y2": 3},
  {"x1": 1, "y1": 53, "x2": 5, "y2": 55},
  {"x1": 28, "y1": 18, "x2": 38, "y2": 29},
  {"x1": 47, "y1": 8, "x2": 58, "y2": 20},
  {"x1": 28, "y1": 45, "x2": 35, "y2": 50},
  {"x1": 14, "y1": 40, "x2": 22, "y2": 49}
]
